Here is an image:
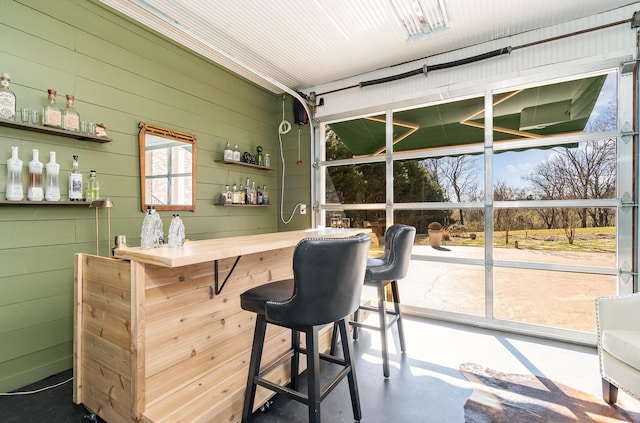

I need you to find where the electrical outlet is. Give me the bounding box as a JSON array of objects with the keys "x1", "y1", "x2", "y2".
[{"x1": 300, "y1": 204, "x2": 307, "y2": 214}]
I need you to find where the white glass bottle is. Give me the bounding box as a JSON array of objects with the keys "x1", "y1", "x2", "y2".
[
  {"x1": 27, "y1": 149, "x2": 44, "y2": 201},
  {"x1": 69, "y1": 154, "x2": 83, "y2": 201},
  {"x1": 232, "y1": 143, "x2": 241, "y2": 161},
  {"x1": 0, "y1": 73, "x2": 16, "y2": 121},
  {"x1": 45, "y1": 151, "x2": 60, "y2": 201},
  {"x1": 5, "y1": 146, "x2": 23, "y2": 201},
  {"x1": 62, "y1": 94, "x2": 80, "y2": 132},
  {"x1": 223, "y1": 142, "x2": 233, "y2": 161},
  {"x1": 43, "y1": 89, "x2": 62, "y2": 128}
]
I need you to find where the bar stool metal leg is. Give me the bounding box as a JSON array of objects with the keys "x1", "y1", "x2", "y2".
[
  {"x1": 290, "y1": 329, "x2": 301, "y2": 391},
  {"x1": 242, "y1": 315, "x2": 267, "y2": 422},
  {"x1": 390, "y1": 280, "x2": 406, "y2": 352},
  {"x1": 338, "y1": 318, "x2": 362, "y2": 421},
  {"x1": 352, "y1": 309, "x2": 360, "y2": 340},
  {"x1": 377, "y1": 284, "x2": 391, "y2": 378},
  {"x1": 305, "y1": 327, "x2": 321, "y2": 423}
]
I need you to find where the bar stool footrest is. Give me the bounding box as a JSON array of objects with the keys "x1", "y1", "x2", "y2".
[{"x1": 254, "y1": 348, "x2": 353, "y2": 406}]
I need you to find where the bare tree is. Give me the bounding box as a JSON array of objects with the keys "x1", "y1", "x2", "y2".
[
  {"x1": 525, "y1": 150, "x2": 565, "y2": 228},
  {"x1": 424, "y1": 155, "x2": 480, "y2": 225},
  {"x1": 524, "y1": 100, "x2": 616, "y2": 228},
  {"x1": 494, "y1": 181, "x2": 526, "y2": 244},
  {"x1": 561, "y1": 208, "x2": 578, "y2": 244}
]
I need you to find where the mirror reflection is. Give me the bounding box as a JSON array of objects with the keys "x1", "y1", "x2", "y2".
[{"x1": 139, "y1": 122, "x2": 197, "y2": 212}]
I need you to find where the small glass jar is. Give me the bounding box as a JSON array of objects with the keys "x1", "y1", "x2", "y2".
[{"x1": 264, "y1": 153, "x2": 271, "y2": 168}]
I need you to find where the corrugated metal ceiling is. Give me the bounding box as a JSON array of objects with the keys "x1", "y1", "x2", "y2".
[{"x1": 99, "y1": 0, "x2": 639, "y2": 93}]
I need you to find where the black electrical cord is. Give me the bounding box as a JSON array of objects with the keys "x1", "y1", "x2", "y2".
[
  {"x1": 316, "y1": 17, "x2": 632, "y2": 97},
  {"x1": 359, "y1": 47, "x2": 512, "y2": 88}
]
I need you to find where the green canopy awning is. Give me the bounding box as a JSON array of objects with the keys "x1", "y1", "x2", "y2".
[{"x1": 329, "y1": 75, "x2": 607, "y2": 157}]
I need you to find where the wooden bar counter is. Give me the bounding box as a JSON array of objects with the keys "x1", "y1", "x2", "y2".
[{"x1": 73, "y1": 228, "x2": 366, "y2": 423}]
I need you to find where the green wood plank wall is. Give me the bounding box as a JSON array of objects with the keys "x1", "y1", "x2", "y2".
[{"x1": 0, "y1": 0, "x2": 310, "y2": 392}]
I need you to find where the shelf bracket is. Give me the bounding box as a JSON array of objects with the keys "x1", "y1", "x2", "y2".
[{"x1": 214, "y1": 256, "x2": 242, "y2": 295}]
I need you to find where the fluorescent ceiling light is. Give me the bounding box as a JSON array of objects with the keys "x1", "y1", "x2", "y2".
[{"x1": 389, "y1": 0, "x2": 449, "y2": 42}]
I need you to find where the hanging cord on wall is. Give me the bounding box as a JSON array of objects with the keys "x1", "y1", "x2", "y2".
[
  {"x1": 0, "y1": 377, "x2": 72, "y2": 396},
  {"x1": 297, "y1": 126, "x2": 302, "y2": 165},
  {"x1": 278, "y1": 96, "x2": 305, "y2": 224}
]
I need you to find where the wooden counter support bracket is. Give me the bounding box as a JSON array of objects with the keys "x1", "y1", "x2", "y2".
[{"x1": 214, "y1": 256, "x2": 242, "y2": 295}]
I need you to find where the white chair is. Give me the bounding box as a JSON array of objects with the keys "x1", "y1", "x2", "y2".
[{"x1": 595, "y1": 293, "x2": 640, "y2": 404}]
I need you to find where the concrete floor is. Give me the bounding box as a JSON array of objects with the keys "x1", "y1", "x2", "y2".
[
  {"x1": 250, "y1": 316, "x2": 640, "y2": 422},
  {"x1": 3, "y1": 316, "x2": 639, "y2": 422}
]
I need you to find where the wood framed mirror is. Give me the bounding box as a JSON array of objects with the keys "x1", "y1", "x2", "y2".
[{"x1": 139, "y1": 122, "x2": 197, "y2": 212}]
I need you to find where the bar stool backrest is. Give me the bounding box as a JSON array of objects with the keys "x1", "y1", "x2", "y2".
[
  {"x1": 265, "y1": 233, "x2": 371, "y2": 328},
  {"x1": 367, "y1": 225, "x2": 416, "y2": 282}
]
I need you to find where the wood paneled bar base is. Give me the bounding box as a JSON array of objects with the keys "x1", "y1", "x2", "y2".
[{"x1": 73, "y1": 228, "x2": 367, "y2": 423}]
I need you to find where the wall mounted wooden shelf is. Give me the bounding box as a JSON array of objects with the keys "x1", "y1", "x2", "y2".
[
  {"x1": 214, "y1": 159, "x2": 272, "y2": 170},
  {"x1": 0, "y1": 117, "x2": 112, "y2": 143},
  {"x1": 217, "y1": 203, "x2": 270, "y2": 207},
  {"x1": 0, "y1": 200, "x2": 91, "y2": 206}
]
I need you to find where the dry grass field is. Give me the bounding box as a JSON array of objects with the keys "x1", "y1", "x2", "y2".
[{"x1": 418, "y1": 227, "x2": 616, "y2": 253}]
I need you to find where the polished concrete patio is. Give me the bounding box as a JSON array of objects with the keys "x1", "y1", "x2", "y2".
[{"x1": 2, "y1": 316, "x2": 639, "y2": 422}]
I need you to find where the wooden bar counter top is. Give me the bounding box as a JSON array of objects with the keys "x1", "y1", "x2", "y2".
[{"x1": 73, "y1": 228, "x2": 366, "y2": 423}]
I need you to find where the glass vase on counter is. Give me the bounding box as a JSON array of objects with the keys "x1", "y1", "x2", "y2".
[{"x1": 167, "y1": 214, "x2": 185, "y2": 247}]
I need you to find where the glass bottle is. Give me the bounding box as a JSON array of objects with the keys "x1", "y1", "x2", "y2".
[
  {"x1": 256, "y1": 183, "x2": 263, "y2": 205},
  {"x1": 0, "y1": 73, "x2": 16, "y2": 121},
  {"x1": 262, "y1": 185, "x2": 269, "y2": 205},
  {"x1": 5, "y1": 146, "x2": 23, "y2": 201},
  {"x1": 245, "y1": 177, "x2": 251, "y2": 204},
  {"x1": 239, "y1": 183, "x2": 245, "y2": 204},
  {"x1": 251, "y1": 181, "x2": 258, "y2": 205},
  {"x1": 232, "y1": 183, "x2": 240, "y2": 204},
  {"x1": 68, "y1": 154, "x2": 83, "y2": 201},
  {"x1": 224, "y1": 184, "x2": 232, "y2": 205},
  {"x1": 43, "y1": 89, "x2": 62, "y2": 128},
  {"x1": 86, "y1": 170, "x2": 100, "y2": 202},
  {"x1": 45, "y1": 151, "x2": 60, "y2": 201},
  {"x1": 223, "y1": 142, "x2": 233, "y2": 161},
  {"x1": 232, "y1": 143, "x2": 241, "y2": 162},
  {"x1": 256, "y1": 145, "x2": 264, "y2": 167},
  {"x1": 62, "y1": 94, "x2": 80, "y2": 132},
  {"x1": 27, "y1": 149, "x2": 44, "y2": 201}
]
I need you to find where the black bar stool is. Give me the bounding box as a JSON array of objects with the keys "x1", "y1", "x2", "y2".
[
  {"x1": 341, "y1": 224, "x2": 416, "y2": 378},
  {"x1": 240, "y1": 233, "x2": 371, "y2": 423}
]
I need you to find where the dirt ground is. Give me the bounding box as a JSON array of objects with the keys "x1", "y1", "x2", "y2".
[{"x1": 398, "y1": 245, "x2": 618, "y2": 333}]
